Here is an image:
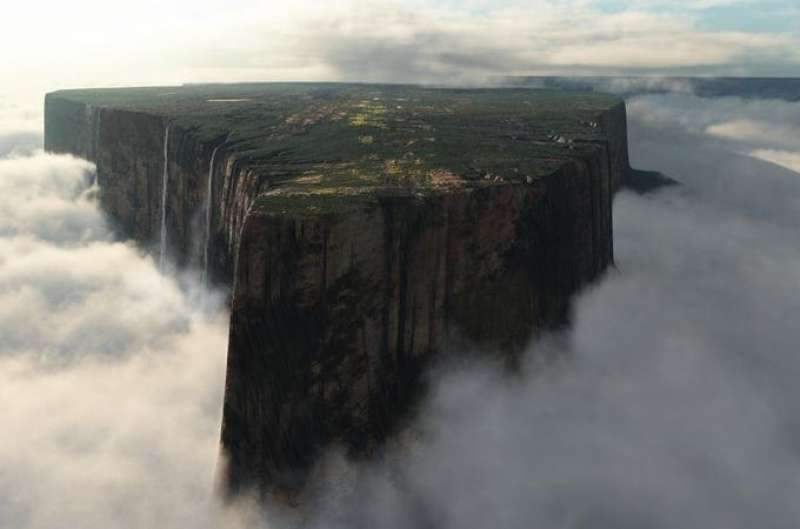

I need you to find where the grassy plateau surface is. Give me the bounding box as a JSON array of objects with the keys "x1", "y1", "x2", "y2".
[{"x1": 50, "y1": 83, "x2": 621, "y2": 215}]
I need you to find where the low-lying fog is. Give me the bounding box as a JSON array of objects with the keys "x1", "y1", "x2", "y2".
[{"x1": 1, "y1": 84, "x2": 799, "y2": 528}]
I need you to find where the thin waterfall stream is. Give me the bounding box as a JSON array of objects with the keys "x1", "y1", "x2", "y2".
[
  {"x1": 203, "y1": 144, "x2": 222, "y2": 285},
  {"x1": 159, "y1": 124, "x2": 170, "y2": 271}
]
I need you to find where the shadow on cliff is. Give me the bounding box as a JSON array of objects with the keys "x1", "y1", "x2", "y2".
[{"x1": 624, "y1": 168, "x2": 679, "y2": 194}]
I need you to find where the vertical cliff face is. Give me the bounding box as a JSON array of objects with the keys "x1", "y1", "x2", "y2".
[
  {"x1": 600, "y1": 102, "x2": 631, "y2": 191},
  {"x1": 223, "y1": 154, "x2": 615, "y2": 496},
  {"x1": 43, "y1": 84, "x2": 629, "y2": 501},
  {"x1": 45, "y1": 95, "x2": 258, "y2": 282}
]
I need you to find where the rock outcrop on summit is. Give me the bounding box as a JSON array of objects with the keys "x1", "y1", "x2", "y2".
[{"x1": 44, "y1": 83, "x2": 630, "y2": 500}]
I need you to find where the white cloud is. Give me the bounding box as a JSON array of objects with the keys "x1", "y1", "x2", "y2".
[
  {"x1": 0, "y1": 148, "x2": 249, "y2": 528},
  {"x1": 750, "y1": 149, "x2": 800, "y2": 173},
  {"x1": 0, "y1": 98, "x2": 42, "y2": 157},
  {"x1": 621, "y1": 0, "x2": 750, "y2": 8},
  {"x1": 2, "y1": 0, "x2": 798, "y2": 94},
  {"x1": 706, "y1": 119, "x2": 800, "y2": 150},
  {"x1": 627, "y1": 95, "x2": 800, "y2": 149}
]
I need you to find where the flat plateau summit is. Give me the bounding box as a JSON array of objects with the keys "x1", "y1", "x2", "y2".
[
  {"x1": 47, "y1": 82, "x2": 624, "y2": 190},
  {"x1": 45, "y1": 83, "x2": 630, "y2": 500}
]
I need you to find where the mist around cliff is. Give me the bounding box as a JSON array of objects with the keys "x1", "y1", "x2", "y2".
[
  {"x1": 2, "y1": 85, "x2": 800, "y2": 528},
  {"x1": 0, "y1": 145, "x2": 242, "y2": 526},
  {"x1": 0, "y1": 97, "x2": 41, "y2": 157}
]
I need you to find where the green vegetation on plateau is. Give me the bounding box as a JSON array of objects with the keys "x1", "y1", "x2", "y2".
[{"x1": 50, "y1": 83, "x2": 621, "y2": 216}]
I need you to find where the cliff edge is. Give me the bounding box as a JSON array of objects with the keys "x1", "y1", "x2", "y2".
[{"x1": 44, "y1": 83, "x2": 630, "y2": 500}]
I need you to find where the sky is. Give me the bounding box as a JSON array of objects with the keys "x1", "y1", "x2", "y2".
[{"x1": 2, "y1": 0, "x2": 798, "y2": 99}]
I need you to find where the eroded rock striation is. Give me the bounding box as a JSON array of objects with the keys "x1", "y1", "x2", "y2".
[{"x1": 44, "y1": 83, "x2": 630, "y2": 499}]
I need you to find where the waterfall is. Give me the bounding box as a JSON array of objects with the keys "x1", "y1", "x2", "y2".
[
  {"x1": 202, "y1": 144, "x2": 222, "y2": 286},
  {"x1": 91, "y1": 108, "x2": 101, "y2": 188},
  {"x1": 159, "y1": 125, "x2": 170, "y2": 272}
]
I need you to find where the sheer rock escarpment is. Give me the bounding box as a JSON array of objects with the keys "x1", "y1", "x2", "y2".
[{"x1": 44, "y1": 83, "x2": 630, "y2": 500}]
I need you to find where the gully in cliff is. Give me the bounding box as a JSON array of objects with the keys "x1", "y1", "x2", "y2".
[{"x1": 43, "y1": 83, "x2": 632, "y2": 502}]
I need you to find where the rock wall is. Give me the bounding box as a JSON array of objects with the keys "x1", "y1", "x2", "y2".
[
  {"x1": 44, "y1": 92, "x2": 630, "y2": 500},
  {"x1": 223, "y1": 152, "x2": 615, "y2": 496},
  {"x1": 45, "y1": 95, "x2": 251, "y2": 282},
  {"x1": 600, "y1": 101, "x2": 631, "y2": 190}
]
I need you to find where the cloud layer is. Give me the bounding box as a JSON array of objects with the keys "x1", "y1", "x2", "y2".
[
  {"x1": 152, "y1": 1, "x2": 800, "y2": 83},
  {"x1": 2, "y1": 0, "x2": 799, "y2": 96},
  {"x1": 0, "y1": 98, "x2": 42, "y2": 157},
  {"x1": 0, "y1": 150, "x2": 239, "y2": 528}
]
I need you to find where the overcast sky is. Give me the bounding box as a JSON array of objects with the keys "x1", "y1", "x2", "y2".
[{"x1": 2, "y1": 0, "x2": 798, "y2": 98}]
